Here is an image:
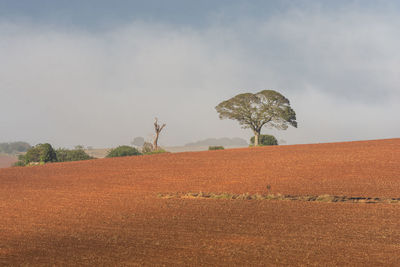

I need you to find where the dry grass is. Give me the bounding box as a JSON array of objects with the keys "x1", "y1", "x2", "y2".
[{"x1": 158, "y1": 192, "x2": 400, "y2": 204}]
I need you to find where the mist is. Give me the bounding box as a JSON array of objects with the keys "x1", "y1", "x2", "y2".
[{"x1": 1, "y1": 7, "x2": 399, "y2": 148}]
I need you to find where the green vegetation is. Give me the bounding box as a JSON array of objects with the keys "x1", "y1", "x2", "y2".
[
  {"x1": 14, "y1": 144, "x2": 94, "y2": 166},
  {"x1": 250, "y1": 134, "x2": 278, "y2": 146},
  {"x1": 216, "y1": 90, "x2": 297, "y2": 146},
  {"x1": 13, "y1": 160, "x2": 26, "y2": 167},
  {"x1": 106, "y1": 146, "x2": 142, "y2": 158},
  {"x1": 56, "y1": 148, "x2": 93, "y2": 162},
  {"x1": 143, "y1": 148, "x2": 168, "y2": 155},
  {"x1": 0, "y1": 142, "x2": 31, "y2": 155},
  {"x1": 208, "y1": 146, "x2": 224, "y2": 150},
  {"x1": 18, "y1": 143, "x2": 57, "y2": 165}
]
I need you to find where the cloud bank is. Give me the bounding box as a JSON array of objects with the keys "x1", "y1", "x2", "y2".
[{"x1": 0, "y1": 7, "x2": 399, "y2": 148}]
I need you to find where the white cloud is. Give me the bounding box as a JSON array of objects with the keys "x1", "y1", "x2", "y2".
[{"x1": 0, "y1": 8, "x2": 399, "y2": 148}]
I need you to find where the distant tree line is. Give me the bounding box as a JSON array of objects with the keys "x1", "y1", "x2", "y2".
[
  {"x1": 14, "y1": 142, "x2": 170, "y2": 166},
  {"x1": 14, "y1": 144, "x2": 94, "y2": 166},
  {"x1": 56, "y1": 147, "x2": 94, "y2": 162},
  {"x1": 0, "y1": 142, "x2": 31, "y2": 155}
]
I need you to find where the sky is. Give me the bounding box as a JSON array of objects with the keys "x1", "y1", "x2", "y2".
[{"x1": 1, "y1": 0, "x2": 399, "y2": 148}]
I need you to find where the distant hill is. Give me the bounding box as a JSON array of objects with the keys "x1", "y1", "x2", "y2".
[{"x1": 185, "y1": 137, "x2": 248, "y2": 147}]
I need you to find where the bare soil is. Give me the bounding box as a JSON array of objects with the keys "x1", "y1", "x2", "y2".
[{"x1": 0, "y1": 138, "x2": 399, "y2": 266}]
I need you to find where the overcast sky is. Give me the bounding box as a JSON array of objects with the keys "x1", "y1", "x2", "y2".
[{"x1": 1, "y1": 0, "x2": 399, "y2": 148}]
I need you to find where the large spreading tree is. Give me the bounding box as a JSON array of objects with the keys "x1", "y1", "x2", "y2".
[{"x1": 215, "y1": 90, "x2": 297, "y2": 146}]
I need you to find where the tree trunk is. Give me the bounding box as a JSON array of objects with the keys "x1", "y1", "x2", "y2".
[
  {"x1": 153, "y1": 133, "x2": 159, "y2": 151},
  {"x1": 254, "y1": 132, "x2": 260, "y2": 146},
  {"x1": 153, "y1": 118, "x2": 166, "y2": 151}
]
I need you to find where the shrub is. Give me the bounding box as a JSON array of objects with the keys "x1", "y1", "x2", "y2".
[
  {"x1": 13, "y1": 160, "x2": 25, "y2": 167},
  {"x1": 24, "y1": 147, "x2": 40, "y2": 163},
  {"x1": 144, "y1": 148, "x2": 168, "y2": 155},
  {"x1": 14, "y1": 144, "x2": 94, "y2": 166},
  {"x1": 24, "y1": 143, "x2": 57, "y2": 164},
  {"x1": 55, "y1": 148, "x2": 69, "y2": 162},
  {"x1": 250, "y1": 135, "x2": 278, "y2": 146},
  {"x1": 106, "y1": 146, "x2": 142, "y2": 158},
  {"x1": 38, "y1": 143, "x2": 57, "y2": 163},
  {"x1": 56, "y1": 148, "x2": 93, "y2": 162},
  {"x1": 208, "y1": 146, "x2": 224, "y2": 150},
  {"x1": 68, "y1": 149, "x2": 93, "y2": 161},
  {"x1": 13, "y1": 154, "x2": 26, "y2": 166}
]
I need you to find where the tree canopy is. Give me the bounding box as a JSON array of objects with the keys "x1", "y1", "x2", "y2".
[
  {"x1": 215, "y1": 90, "x2": 297, "y2": 146},
  {"x1": 106, "y1": 146, "x2": 142, "y2": 158},
  {"x1": 56, "y1": 148, "x2": 93, "y2": 162},
  {"x1": 24, "y1": 143, "x2": 57, "y2": 164}
]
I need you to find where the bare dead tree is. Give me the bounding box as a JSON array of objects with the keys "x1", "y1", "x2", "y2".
[{"x1": 153, "y1": 118, "x2": 166, "y2": 151}]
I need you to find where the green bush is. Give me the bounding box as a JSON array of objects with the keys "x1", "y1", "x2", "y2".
[
  {"x1": 24, "y1": 147, "x2": 40, "y2": 163},
  {"x1": 13, "y1": 160, "x2": 25, "y2": 167},
  {"x1": 39, "y1": 143, "x2": 57, "y2": 162},
  {"x1": 56, "y1": 148, "x2": 93, "y2": 162},
  {"x1": 24, "y1": 143, "x2": 57, "y2": 164},
  {"x1": 13, "y1": 154, "x2": 26, "y2": 167},
  {"x1": 250, "y1": 135, "x2": 278, "y2": 146},
  {"x1": 106, "y1": 146, "x2": 142, "y2": 158},
  {"x1": 144, "y1": 148, "x2": 168, "y2": 155},
  {"x1": 208, "y1": 146, "x2": 224, "y2": 150}
]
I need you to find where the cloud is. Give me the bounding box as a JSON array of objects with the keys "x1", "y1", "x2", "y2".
[{"x1": 0, "y1": 7, "x2": 399, "y2": 148}]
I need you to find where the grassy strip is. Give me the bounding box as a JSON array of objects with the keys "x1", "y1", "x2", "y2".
[{"x1": 157, "y1": 192, "x2": 400, "y2": 204}]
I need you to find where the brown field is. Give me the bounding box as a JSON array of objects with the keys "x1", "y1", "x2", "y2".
[
  {"x1": 0, "y1": 138, "x2": 399, "y2": 266},
  {"x1": 0, "y1": 155, "x2": 17, "y2": 169}
]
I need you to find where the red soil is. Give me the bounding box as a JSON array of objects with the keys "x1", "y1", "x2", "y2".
[{"x1": 0, "y1": 138, "x2": 399, "y2": 265}]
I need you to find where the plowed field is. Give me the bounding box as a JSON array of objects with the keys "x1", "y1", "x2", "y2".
[{"x1": 1, "y1": 139, "x2": 399, "y2": 266}]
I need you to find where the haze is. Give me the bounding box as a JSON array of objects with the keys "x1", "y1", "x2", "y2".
[{"x1": 1, "y1": 0, "x2": 399, "y2": 148}]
